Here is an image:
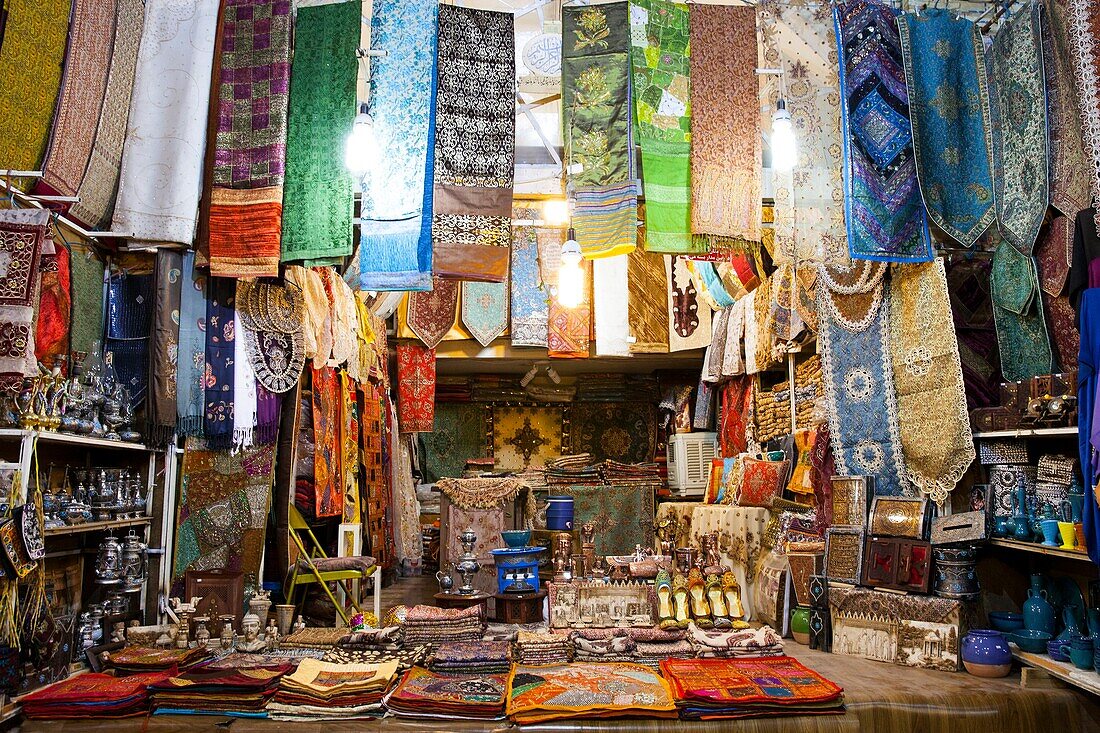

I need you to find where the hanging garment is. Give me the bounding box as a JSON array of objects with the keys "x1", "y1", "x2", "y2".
[
  {"x1": 461, "y1": 281, "x2": 509, "y2": 348},
  {"x1": 407, "y1": 278, "x2": 459, "y2": 350},
  {"x1": 627, "y1": 234, "x2": 670, "y2": 353},
  {"x1": 286, "y1": 265, "x2": 332, "y2": 365},
  {"x1": 232, "y1": 289, "x2": 258, "y2": 450},
  {"x1": 148, "y1": 251, "x2": 182, "y2": 447},
  {"x1": 339, "y1": 371, "x2": 359, "y2": 525},
  {"x1": 1042, "y1": 0, "x2": 1091, "y2": 219},
  {"x1": 898, "y1": 10, "x2": 995, "y2": 247},
  {"x1": 541, "y1": 228, "x2": 592, "y2": 359},
  {"x1": 431, "y1": 5, "x2": 515, "y2": 281},
  {"x1": 510, "y1": 212, "x2": 550, "y2": 348},
  {"x1": 1037, "y1": 216, "x2": 1079, "y2": 370},
  {"x1": 311, "y1": 365, "x2": 342, "y2": 518},
  {"x1": 991, "y1": 241, "x2": 1055, "y2": 381},
  {"x1": 112, "y1": 0, "x2": 220, "y2": 244},
  {"x1": 396, "y1": 342, "x2": 435, "y2": 434},
  {"x1": 359, "y1": 0, "x2": 437, "y2": 291},
  {"x1": 1079, "y1": 289, "x2": 1100, "y2": 564},
  {"x1": 666, "y1": 256, "x2": 713, "y2": 352},
  {"x1": 104, "y1": 266, "x2": 154, "y2": 413},
  {"x1": 945, "y1": 254, "x2": 1003, "y2": 410},
  {"x1": 593, "y1": 255, "x2": 631, "y2": 356},
  {"x1": 176, "y1": 252, "x2": 206, "y2": 436},
  {"x1": 1070, "y1": 0, "x2": 1100, "y2": 228},
  {"x1": 630, "y1": 0, "x2": 699, "y2": 254},
  {"x1": 280, "y1": 0, "x2": 358, "y2": 264},
  {"x1": 988, "y1": 2, "x2": 1049, "y2": 253},
  {"x1": 834, "y1": 0, "x2": 932, "y2": 263},
  {"x1": 34, "y1": 238, "x2": 70, "y2": 371},
  {"x1": 203, "y1": 277, "x2": 236, "y2": 449}
]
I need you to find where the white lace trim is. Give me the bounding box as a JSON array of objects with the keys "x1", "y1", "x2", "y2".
[{"x1": 1068, "y1": 0, "x2": 1100, "y2": 208}]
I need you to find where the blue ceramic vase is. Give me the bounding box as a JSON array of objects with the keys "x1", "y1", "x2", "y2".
[
  {"x1": 1023, "y1": 574, "x2": 1056, "y2": 635},
  {"x1": 961, "y1": 629, "x2": 1012, "y2": 677}
]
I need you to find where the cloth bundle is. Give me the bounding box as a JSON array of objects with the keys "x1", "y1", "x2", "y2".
[
  {"x1": 384, "y1": 667, "x2": 507, "y2": 720},
  {"x1": 514, "y1": 631, "x2": 572, "y2": 666},
  {"x1": 688, "y1": 624, "x2": 785, "y2": 658},
  {"x1": 323, "y1": 645, "x2": 429, "y2": 675},
  {"x1": 334, "y1": 626, "x2": 404, "y2": 651},
  {"x1": 22, "y1": 671, "x2": 172, "y2": 719},
  {"x1": 570, "y1": 627, "x2": 689, "y2": 668},
  {"x1": 402, "y1": 604, "x2": 485, "y2": 646},
  {"x1": 429, "y1": 641, "x2": 512, "y2": 675},
  {"x1": 267, "y1": 659, "x2": 397, "y2": 720},
  {"x1": 107, "y1": 645, "x2": 212, "y2": 674},
  {"x1": 571, "y1": 634, "x2": 636, "y2": 663},
  {"x1": 149, "y1": 665, "x2": 291, "y2": 716}
]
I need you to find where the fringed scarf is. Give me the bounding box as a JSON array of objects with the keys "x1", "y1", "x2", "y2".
[
  {"x1": 889, "y1": 261, "x2": 975, "y2": 505},
  {"x1": 148, "y1": 251, "x2": 182, "y2": 448},
  {"x1": 834, "y1": 0, "x2": 932, "y2": 263},
  {"x1": 396, "y1": 342, "x2": 435, "y2": 433},
  {"x1": 666, "y1": 255, "x2": 713, "y2": 352},
  {"x1": 1037, "y1": 215, "x2": 1079, "y2": 369},
  {"x1": 1069, "y1": 0, "x2": 1100, "y2": 226},
  {"x1": 279, "y1": 0, "x2": 358, "y2": 264},
  {"x1": 233, "y1": 284, "x2": 257, "y2": 450},
  {"x1": 407, "y1": 278, "x2": 458, "y2": 350},
  {"x1": 339, "y1": 371, "x2": 359, "y2": 524},
  {"x1": 176, "y1": 252, "x2": 206, "y2": 436},
  {"x1": 1043, "y1": 0, "x2": 1092, "y2": 219},
  {"x1": 311, "y1": 365, "x2": 342, "y2": 518},
  {"x1": 991, "y1": 241, "x2": 1055, "y2": 381},
  {"x1": 0, "y1": 209, "x2": 48, "y2": 393},
  {"x1": 461, "y1": 281, "x2": 508, "y2": 348},
  {"x1": 431, "y1": 5, "x2": 514, "y2": 281},
  {"x1": 104, "y1": 266, "x2": 154, "y2": 411},
  {"x1": 34, "y1": 236, "x2": 70, "y2": 370},
  {"x1": 509, "y1": 212, "x2": 549, "y2": 348},
  {"x1": 203, "y1": 277, "x2": 236, "y2": 449},
  {"x1": 898, "y1": 10, "x2": 995, "y2": 247},
  {"x1": 593, "y1": 255, "x2": 631, "y2": 356},
  {"x1": 359, "y1": 0, "x2": 438, "y2": 291}
]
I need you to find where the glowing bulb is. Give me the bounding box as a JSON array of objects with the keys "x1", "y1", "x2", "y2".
[
  {"x1": 556, "y1": 231, "x2": 584, "y2": 309},
  {"x1": 771, "y1": 98, "x2": 798, "y2": 172},
  {"x1": 543, "y1": 198, "x2": 570, "y2": 226},
  {"x1": 345, "y1": 106, "x2": 377, "y2": 175}
]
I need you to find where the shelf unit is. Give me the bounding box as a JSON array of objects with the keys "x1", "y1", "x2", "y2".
[
  {"x1": 44, "y1": 517, "x2": 152, "y2": 537},
  {"x1": 972, "y1": 426, "x2": 1078, "y2": 439},
  {"x1": 989, "y1": 538, "x2": 1091, "y2": 562},
  {"x1": 1012, "y1": 647, "x2": 1100, "y2": 697}
]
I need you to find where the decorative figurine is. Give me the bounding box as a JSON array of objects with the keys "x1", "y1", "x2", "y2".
[
  {"x1": 237, "y1": 612, "x2": 266, "y2": 652},
  {"x1": 292, "y1": 615, "x2": 306, "y2": 635},
  {"x1": 264, "y1": 619, "x2": 278, "y2": 651},
  {"x1": 110, "y1": 621, "x2": 126, "y2": 643},
  {"x1": 194, "y1": 616, "x2": 211, "y2": 648},
  {"x1": 553, "y1": 532, "x2": 574, "y2": 582},
  {"x1": 220, "y1": 615, "x2": 235, "y2": 650}
]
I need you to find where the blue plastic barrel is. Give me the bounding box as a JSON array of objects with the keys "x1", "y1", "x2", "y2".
[{"x1": 546, "y1": 496, "x2": 575, "y2": 531}]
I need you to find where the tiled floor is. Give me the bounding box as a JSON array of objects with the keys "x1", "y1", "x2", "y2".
[{"x1": 379, "y1": 574, "x2": 437, "y2": 611}]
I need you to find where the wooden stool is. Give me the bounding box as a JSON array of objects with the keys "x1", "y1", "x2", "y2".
[
  {"x1": 493, "y1": 590, "x2": 547, "y2": 624},
  {"x1": 434, "y1": 591, "x2": 490, "y2": 618}
]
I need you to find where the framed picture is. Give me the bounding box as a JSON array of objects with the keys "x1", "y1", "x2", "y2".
[
  {"x1": 830, "y1": 476, "x2": 872, "y2": 527},
  {"x1": 868, "y1": 497, "x2": 930, "y2": 539},
  {"x1": 824, "y1": 527, "x2": 864, "y2": 585}
]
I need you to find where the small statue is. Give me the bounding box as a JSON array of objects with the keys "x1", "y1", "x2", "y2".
[
  {"x1": 264, "y1": 619, "x2": 278, "y2": 651},
  {"x1": 699, "y1": 532, "x2": 726, "y2": 573},
  {"x1": 194, "y1": 616, "x2": 210, "y2": 648},
  {"x1": 292, "y1": 615, "x2": 306, "y2": 634},
  {"x1": 553, "y1": 532, "x2": 573, "y2": 582},
  {"x1": 220, "y1": 615, "x2": 235, "y2": 650},
  {"x1": 237, "y1": 612, "x2": 266, "y2": 652},
  {"x1": 110, "y1": 621, "x2": 126, "y2": 643},
  {"x1": 580, "y1": 522, "x2": 595, "y2": 548},
  {"x1": 176, "y1": 616, "x2": 190, "y2": 649}
]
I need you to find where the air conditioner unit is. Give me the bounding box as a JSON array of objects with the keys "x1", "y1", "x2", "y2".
[{"x1": 668, "y1": 432, "x2": 718, "y2": 493}]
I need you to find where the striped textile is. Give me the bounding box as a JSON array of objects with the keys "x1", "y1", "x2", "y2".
[{"x1": 573, "y1": 182, "x2": 639, "y2": 259}]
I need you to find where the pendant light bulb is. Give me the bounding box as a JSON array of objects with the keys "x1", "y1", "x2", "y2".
[
  {"x1": 557, "y1": 229, "x2": 584, "y2": 309},
  {"x1": 543, "y1": 198, "x2": 570, "y2": 226},
  {"x1": 345, "y1": 104, "x2": 377, "y2": 175},
  {"x1": 771, "y1": 98, "x2": 798, "y2": 172}
]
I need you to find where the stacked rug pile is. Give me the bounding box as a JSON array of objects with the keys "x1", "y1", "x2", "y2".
[
  {"x1": 571, "y1": 628, "x2": 691, "y2": 668},
  {"x1": 267, "y1": 658, "x2": 398, "y2": 720},
  {"x1": 429, "y1": 640, "x2": 512, "y2": 675},
  {"x1": 506, "y1": 662, "x2": 677, "y2": 723},
  {"x1": 688, "y1": 623, "x2": 785, "y2": 658},
  {"x1": 107, "y1": 645, "x2": 212, "y2": 674},
  {"x1": 545, "y1": 454, "x2": 601, "y2": 486},
  {"x1": 660, "y1": 656, "x2": 845, "y2": 720},
  {"x1": 403, "y1": 604, "x2": 485, "y2": 645},
  {"x1": 279, "y1": 627, "x2": 347, "y2": 649},
  {"x1": 323, "y1": 644, "x2": 430, "y2": 674},
  {"x1": 384, "y1": 666, "x2": 508, "y2": 720},
  {"x1": 576, "y1": 374, "x2": 659, "y2": 402},
  {"x1": 149, "y1": 665, "x2": 291, "y2": 717},
  {"x1": 22, "y1": 671, "x2": 171, "y2": 719},
  {"x1": 571, "y1": 631, "x2": 636, "y2": 663},
  {"x1": 601, "y1": 460, "x2": 663, "y2": 486},
  {"x1": 514, "y1": 631, "x2": 572, "y2": 665}
]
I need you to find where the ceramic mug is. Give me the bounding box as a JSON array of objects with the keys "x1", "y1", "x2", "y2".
[
  {"x1": 1060, "y1": 635, "x2": 1095, "y2": 671},
  {"x1": 1076, "y1": 523, "x2": 1087, "y2": 552},
  {"x1": 1058, "y1": 521, "x2": 1077, "y2": 550}
]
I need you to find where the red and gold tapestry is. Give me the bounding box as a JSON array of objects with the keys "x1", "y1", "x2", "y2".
[
  {"x1": 311, "y1": 365, "x2": 343, "y2": 518},
  {"x1": 396, "y1": 342, "x2": 435, "y2": 434}
]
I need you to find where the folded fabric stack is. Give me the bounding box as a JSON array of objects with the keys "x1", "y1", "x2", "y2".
[
  {"x1": 545, "y1": 454, "x2": 601, "y2": 486},
  {"x1": 514, "y1": 631, "x2": 572, "y2": 665},
  {"x1": 571, "y1": 634, "x2": 636, "y2": 663},
  {"x1": 660, "y1": 656, "x2": 845, "y2": 720},
  {"x1": 150, "y1": 665, "x2": 291, "y2": 717},
  {"x1": 471, "y1": 376, "x2": 527, "y2": 402},
  {"x1": 688, "y1": 624, "x2": 785, "y2": 658},
  {"x1": 22, "y1": 671, "x2": 171, "y2": 719},
  {"x1": 280, "y1": 627, "x2": 347, "y2": 649},
  {"x1": 633, "y1": 639, "x2": 695, "y2": 669},
  {"x1": 513, "y1": 467, "x2": 549, "y2": 493},
  {"x1": 323, "y1": 644, "x2": 430, "y2": 674},
  {"x1": 575, "y1": 374, "x2": 659, "y2": 402},
  {"x1": 335, "y1": 625, "x2": 404, "y2": 651},
  {"x1": 436, "y1": 376, "x2": 472, "y2": 401},
  {"x1": 384, "y1": 666, "x2": 508, "y2": 720},
  {"x1": 107, "y1": 645, "x2": 212, "y2": 674},
  {"x1": 200, "y1": 650, "x2": 326, "y2": 669},
  {"x1": 403, "y1": 604, "x2": 485, "y2": 646},
  {"x1": 506, "y1": 662, "x2": 678, "y2": 724},
  {"x1": 429, "y1": 641, "x2": 512, "y2": 675},
  {"x1": 600, "y1": 460, "x2": 663, "y2": 486},
  {"x1": 571, "y1": 627, "x2": 691, "y2": 668},
  {"x1": 267, "y1": 658, "x2": 398, "y2": 721}
]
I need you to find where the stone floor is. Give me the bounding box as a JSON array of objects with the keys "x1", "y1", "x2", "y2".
[{"x1": 379, "y1": 574, "x2": 436, "y2": 611}]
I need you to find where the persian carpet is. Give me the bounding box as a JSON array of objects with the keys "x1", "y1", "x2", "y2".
[
  {"x1": 492, "y1": 406, "x2": 562, "y2": 470},
  {"x1": 396, "y1": 342, "x2": 435, "y2": 434},
  {"x1": 407, "y1": 278, "x2": 458, "y2": 350},
  {"x1": 171, "y1": 438, "x2": 276, "y2": 597},
  {"x1": 112, "y1": 0, "x2": 219, "y2": 244},
  {"x1": 834, "y1": 0, "x2": 932, "y2": 263},
  {"x1": 898, "y1": 10, "x2": 995, "y2": 247},
  {"x1": 991, "y1": 241, "x2": 1055, "y2": 381},
  {"x1": 70, "y1": 0, "x2": 144, "y2": 229},
  {"x1": 761, "y1": 4, "x2": 848, "y2": 265},
  {"x1": 666, "y1": 255, "x2": 713, "y2": 352},
  {"x1": 1043, "y1": 0, "x2": 1092, "y2": 219},
  {"x1": 431, "y1": 5, "x2": 514, "y2": 281},
  {"x1": 945, "y1": 254, "x2": 1002, "y2": 409},
  {"x1": 0, "y1": 0, "x2": 70, "y2": 193},
  {"x1": 506, "y1": 663, "x2": 676, "y2": 724},
  {"x1": 419, "y1": 403, "x2": 489, "y2": 483},
  {"x1": 593, "y1": 255, "x2": 631, "y2": 355},
  {"x1": 510, "y1": 211, "x2": 550, "y2": 348},
  {"x1": 1070, "y1": 0, "x2": 1100, "y2": 222},
  {"x1": 631, "y1": 0, "x2": 700, "y2": 254},
  {"x1": 559, "y1": 484, "x2": 656, "y2": 556},
  {"x1": 627, "y1": 233, "x2": 670, "y2": 353},
  {"x1": 461, "y1": 281, "x2": 509, "y2": 348},
  {"x1": 176, "y1": 252, "x2": 207, "y2": 436},
  {"x1": 888, "y1": 261, "x2": 975, "y2": 504},
  {"x1": 689, "y1": 4, "x2": 761, "y2": 246},
  {"x1": 359, "y1": 0, "x2": 437, "y2": 292},
  {"x1": 988, "y1": 2, "x2": 1049, "y2": 253},
  {"x1": 311, "y1": 366, "x2": 342, "y2": 518},
  {"x1": 280, "y1": 0, "x2": 358, "y2": 263},
  {"x1": 148, "y1": 251, "x2": 182, "y2": 447},
  {"x1": 36, "y1": 0, "x2": 116, "y2": 198},
  {"x1": 205, "y1": 0, "x2": 292, "y2": 278},
  {"x1": 34, "y1": 240, "x2": 70, "y2": 371},
  {"x1": 67, "y1": 244, "x2": 105, "y2": 357},
  {"x1": 204, "y1": 276, "x2": 236, "y2": 449},
  {"x1": 568, "y1": 402, "x2": 656, "y2": 464},
  {"x1": 1038, "y1": 215, "x2": 1079, "y2": 369}
]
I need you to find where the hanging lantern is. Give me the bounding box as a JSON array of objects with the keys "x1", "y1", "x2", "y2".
[{"x1": 120, "y1": 530, "x2": 147, "y2": 593}]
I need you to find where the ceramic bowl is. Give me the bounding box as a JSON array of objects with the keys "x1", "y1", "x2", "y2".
[
  {"x1": 1007, "y1": 629, "x2": 1053, "y2": 654},
  {"x1": 1048, "y1": 639, "x2": 1070, "y2": 662},
  {"x1": 989, "y1": 611, "x2": 1025, "y2": 634},
  {"x1": 501, "y1": 530, "x2": 532, "y2": 549}
]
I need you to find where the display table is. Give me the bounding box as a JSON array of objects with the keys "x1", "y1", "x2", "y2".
[
  {"x1": 433, "y1": 591, "x2": 490, "y2": 616},
  {"x1": 493, "y1": 590, "x2": 546, "y2": 624}
]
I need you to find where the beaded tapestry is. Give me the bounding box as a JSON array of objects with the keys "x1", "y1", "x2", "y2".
[
  {"x1": 507, "y1": 663, "x2": 676, "y2": 724},
  {"x1": 990, "y1": 241, "x2": 1054, "y2": 381},
  {"x1": 492, "y1": 406, "x2": 562, "y2": 470},
  {"x1": 567, "y1": 402, "x2": 656, "y2": 464}
]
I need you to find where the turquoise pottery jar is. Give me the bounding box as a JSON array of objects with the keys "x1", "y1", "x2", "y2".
[{"x1": 1023, "y1": 574, "x2": 1055, "y2": 635}]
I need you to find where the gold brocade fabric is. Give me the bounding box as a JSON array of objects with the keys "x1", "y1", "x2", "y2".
[
  {"x1": 888, "y1": 261, "x2": 975, "y2": 503},
  {"x1": 627, "y1": 230, "x2": 671, "y2": 353},
  {"x1": 753, "y1": 274, "x2": 777, "y2": 372},
  {"x1": 492, "y1": 406, "x2": 562, "y2": 470}
]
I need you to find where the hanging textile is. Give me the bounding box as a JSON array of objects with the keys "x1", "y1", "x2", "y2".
[
  {"x1": 991, "y1": 241, "x2": 1055, "y2": 381},
  {"x1": 232, "y1": 295, "x2": 257, "y2": 450},
  {"x1": 34, "y1": 239, "x2": 70, "y2": 371},
  {"x1": 104, "y1": 264, "x2": 154, "y2": 414},
  {"x1": 237, "y1": 280, "x2": 306, "y2": 395},
  {"x1": 627, "y1": 232, "x2": 670, "y2": 353},
  {"x1": 203, "y1": 277, "x2": 236, "y2": 449},
  {"x1": 396, "y1": 342, "x2": 435, "y2": 434},
  {"x1": 492, "y1": 406, "x2": 561, "y2": 470},
  {"x1": 431, "y1": 4, "x2": 515, "y2": 281},
  {"x1": 112, "y1": 0, "x2": 219, "y2": 244},
  {"x1": 68, "y1": 245, "x2": 105, "y2": 357},
  {"x1": 834, "y1": 0, "x2": 932, "y2": 263},
  {"x1": 568, "y1": 402, "x2": 656, "y2": 464},
  {"x1": 1077, "y1": 289, "x2": 1100, "y2": 564},
  {"x1": 888, "y1": 261, "x2": 975, "y2": 504},
  {"x1": 176, "y1": 252, "x2": 206, "y2": 436},
  {"x1": 420, "y1": 403, "x2": 489, "y2": 483},
  {"x1": 689, "y1": 4, "x2": 761, "y2": 246},
  {"x1": 149, "y1": 251, "x2": 182, "y2": 447},
  {"x1": 407, "y1": 278, "x2": 459, "y2": 350},
  {"x1": 988, "y1": 2, "x2": 1049, "y2": 253},
  {"x1": 0, "y1": 0, "x2": 70, "y2": 193},
  {"x1": 945, "y1": 254, "x2": 1002, "y2": 410},
  {"x1": 339, "y1": 372, "x2": 359, "y2": 525},
  {"x1": 593, "y1": 255, "x2": 630, "y2": 356},
  {"x1": 0, "y1": 210, "x2": 47, "y2": 394},
  {"x1": 461, "y1": 281, "x2": 509, "y2": 348},
  {"x1": 562, "y1": 2, "x2": 637, "y2": 259},
  {"x1": 818, "y1": 263, "x2": 908, "y2": 497},
  {"x1": 544, "y1": 232, "x2": 592, "y2": 359},
  {"x1": 1043, "y1": 0, "x2": 1091, "y2": 219},
  {"x1": 203, "y1": 0, "x2": 292, "y2": 278},
  {"x1": 898, "y1": 10, "x2": 995, "y2": 247},
  {"x1": 286, "y1": 265, "x2": 332, "y2": 365},
  {"x1": 36, "y1": 0, "x2": 117, "y2": 198},
  {"x1": 70, "y1": 0, "x2": 144, "y2": 228},
  {"x1": 510, "y1": 212, "x2": 549, "y2": 348},
  {"x1": 761, "y1": 4, "x2": 847, "y2": 265},
  {"x1": 1070, "y1": 0, "x2": 1100, "y2": 224},
  {"x1": 280, "y1": 0, "x2": 358, "y2": 264},
  {"x1": 719, "y1": 376, "x2": 753, "y2": 456},
  {"x1": 1038, "y1": 216, "x2": 1079, "y2": 369},
  {"x1": 666, "y1": 256, "x2": 713, "y2": 352},
  {"x1": 311, "y1": 365, "x2": 342, "y2": 518},
  {"x1": 630, "y1": 0, "x2": 699, "y2": 254},
  {"x1": 359, "y1": 0, "x2": 438, "y2": 291}
]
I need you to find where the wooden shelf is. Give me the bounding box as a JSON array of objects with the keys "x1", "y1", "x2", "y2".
[
  {"x1": 973, "y1": 426, "x2": 1078, "y2": 439},
  {"x1": 45, "y1": 517, "x2": 151, "y2": 537},
  {"x1": 989, "y1": 538, "x2": 1091, "y2": 561},
  {"x1": 1012, "y1": 646, "x2": 1100, "y2": 697},
  {"x1": 0, "y1": 703, "x2": 18, "y2": 724},
  {"x1": 0, "y1": 429, "x2": 154, "y2": 452}
]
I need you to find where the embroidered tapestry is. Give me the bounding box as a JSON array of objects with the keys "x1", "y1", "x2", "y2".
[
  {"x1": 834, "y1": 0, "x2": 932, "y2": 263},
  {"x1": 0, "y1": 209, "x2": 47, "y2": 393},
  {"x1": 205, "y1": 0, "x2": 292, "y2": 278},
  {"x1": 631, "y1": 0, "x2": 700, "y2": 254},
  {"x1": 898, "y1": 10, "x2": 995, "y2": 247},
  {"x1": 112, "y1": 0, "x2": 219, "y2": 244},
  {"x1": 203, "y1": 277, "x2": 236, "y2": 449},
  {"x1": 310, "y1": 366, "x2": 342, "y2": 518},
  {"x1": 396, "y1": 342, "x2": 435, "y2": 434},
  {"x1": 558, "y1": 484, "x2": 656, "y2": 557},
  {"x1": 991, "y1": 241, "x2": 1054, "y2": 381},
  {"x1": 593, "y1": 255, "x2": 631, "y2": 356},
  {"x1": 34, "y1": 240, "x2": 70, "y2": 372},
  {"x1": 407, "y1": 278, "x2": 459, "y2": 350},
  {"x1": 461, "y1": 281, "x2": 509, "y2": 348},
  {"x1": 568, "y1": 402, "x2": 656, "y2": 464},
  {"x1": 1043, "y1": 0, "x2": 1091, "y2": 219},
  {"x1": 510, "y1": 213, "x2": 550, "y2": 348},
  {"x1": 667, "y1": 256, "x2": 713, "y2": 352},
  {"x1": 628, "y1": 231, "x2": 670, "y2": 353},
  {"x1": 688, "y1": 505, "x2": 769, "y2": 600},
  {"x1": 431, "y1": 5, "x2": 515, "y2": 281},
  {"x1": 384, "y1": 667, "x2": 506, "y2": 720},
  {"x1": 689, "y1": 4, "x2": 760, "y2": 246},
  {"x1": 506, "y1": 664, "x2": 676, "y2": 724},
  {"x1": 68, "y1": 244, "x2": 106, "y2": 357},
  {"x1": 148, "y1": 251, "x2": 182, "y2": 446},
  {"x1": 492, "y1": 406, "x2": 562, "y2": 470},
  {"x1": 171, "y1": 439, "x2": 276, "y2": 598},
  {"x1": 359, "y1": 0, "x2": 437, "y2": 292},
  {"x1": 1038, "y1": 215, "x2": 1079, "y2": 369},
  {"x1": 420, "y1": 403, "x2": 489, "y2": 483},
  {"x1": 70, "y1": 0, "x2": 144, "y2": 228},
  {"x1": 988, "y1": 2, "x2": 1049, "y2": 253},
  {"x1": 1070, "y1": 0, "x2": 1100, "y2": 221},
  {"x1": 280, "y1": 0, "x2": 358, "y2": 263},
  {"x1": 945, "y1": 254, "x2": 1002, "y2": 409},
  {"x1": 761, "y1": 4, "x2": 847, "y2": 265},
  {"x1": 889, "y1": 261, "x2": 975, "y2": 504}
]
